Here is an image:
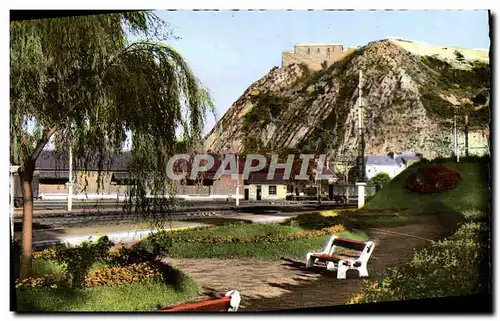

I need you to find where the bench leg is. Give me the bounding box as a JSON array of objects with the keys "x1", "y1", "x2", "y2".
[
  {"x1": 306, "y1": 253, "x2": 315, "y2": 268},
  {"x1": 326, "y1": 261, "x2": 336, "y2": 272},
  {"x1": 357, "y1": 264, "x2": 369, "y2": 278},
  {"x1": 225, "y1": 290, "x2": 241, "y2": 312},
  {"x1": 337, "y1": 261, "x2": 348, "y2": 279}
]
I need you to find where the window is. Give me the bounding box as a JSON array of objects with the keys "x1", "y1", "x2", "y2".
[
  {"x1": 327, "y1": 48, "x2": 330, "y2": 53},
  {"x1": 269, "y1": 185, "x2": 277, "y2": 195},
  {"x1": 307, "y1": 48, "x2": 310, "y2": 54},
  {"x1": 317, "y1": 48, "x2": 320, "y2": 53}
]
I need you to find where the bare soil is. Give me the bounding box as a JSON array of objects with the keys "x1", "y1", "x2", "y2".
[{"x1": 163, "y1": 213, "x2": 460, "y2": 311}]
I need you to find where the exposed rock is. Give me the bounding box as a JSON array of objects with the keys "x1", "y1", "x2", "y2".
[{"x1": 205, "y1": 39, "x2": 490, "y2": 160}]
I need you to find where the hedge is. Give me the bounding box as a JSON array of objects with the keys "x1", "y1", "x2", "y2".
[{"x1": 346, "y1": 220, "x2": 487, "y2": 304}]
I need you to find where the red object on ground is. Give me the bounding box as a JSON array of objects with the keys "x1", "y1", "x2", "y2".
[{"x1": 157, "y1": 296, "x2": 232, "y2": 312}]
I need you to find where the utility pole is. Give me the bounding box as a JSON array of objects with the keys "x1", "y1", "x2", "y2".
[
  {"x1": 356, "y1": 70, "x2": 367, "y2": 209},
  {"x1": 454, "y1": 109, "x2": 459, "y2": 163},
  {"x1": 235, "y1": 154, "x2": 240, "y2": 207},
  {"x1": 465, "y1": 114, "x2": 469, "y2": 157}
]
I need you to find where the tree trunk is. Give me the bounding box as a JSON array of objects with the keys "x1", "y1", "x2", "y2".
[
  {"x1": 16, "y1": 125, "x2": 58, "y2": 280},
  {"x1": 19, "y1": 165, "x2": 34, "y2": 280}
]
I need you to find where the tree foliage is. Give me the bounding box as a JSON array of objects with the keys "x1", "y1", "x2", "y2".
[
  {"x1": 367, "y1": 172, "x2": 391, "y2": 189},
  {"x1": 10, "y1": 11, "x2": 215, "y2": 278}
]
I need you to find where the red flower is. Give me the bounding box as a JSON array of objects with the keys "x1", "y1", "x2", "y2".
[{"x1": 407, "y1": 164, "x2": 461, "y2": 194}]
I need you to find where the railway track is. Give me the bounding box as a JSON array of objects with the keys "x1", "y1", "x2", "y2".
[
  {"x1": 14, "y1": 210, "x2": 236, "y2": 228},
  {"x1": 18, "y1": 198, "x2": 357, "y2": 210},
  {"x1": 13, "y1": 203, "x2": 357, "y2": 228}
]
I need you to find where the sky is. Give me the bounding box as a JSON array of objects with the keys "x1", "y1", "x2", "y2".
[{"x1": 155, "y1": 10, "x2": 491, "y2": 135}]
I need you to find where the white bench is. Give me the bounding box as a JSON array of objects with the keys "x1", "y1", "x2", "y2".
[{"x1": 306, "y1": 235, "x2": 375, "y2": 279}]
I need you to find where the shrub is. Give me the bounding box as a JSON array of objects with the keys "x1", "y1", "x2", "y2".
[
  {"x1": 347, "y1": 221, "x2": 487, "y2": 304},
  {"x1": 454, "y1": 50, "x2": 465, "y2": 62},
  {"x1": 368, "y1": 172, "x2": 391, "y2": 190},
  {"x1": 54, "y1": 236, "x2": 114, "y2": 288},
  {"x1": 407, "y1": 164, "x2": 461, "y2": 193},
  {"x1": 33, "y1": 246, "x2": 62, "y2": 261}
]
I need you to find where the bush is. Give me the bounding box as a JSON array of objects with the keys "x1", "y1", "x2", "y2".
[
  {"x1": 407, "y1": 164, "x2": 461, "y2": 193},
  {"x1": 33, "y1": 246, "x2": 61, "y2": 261},
  {"x1": 54, "y1": 236, "x2": 115, "y2": 288},
  {"x1": 368, "y1": 173, "x2": 391, "y2": 190},
  {"x1": 347, "y1": 221, "x2": 487, "y2": 304}
]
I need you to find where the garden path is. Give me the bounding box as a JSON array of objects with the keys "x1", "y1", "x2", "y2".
[{"x1": 163, "y1": 213, "x2": 460, "y2": 311}]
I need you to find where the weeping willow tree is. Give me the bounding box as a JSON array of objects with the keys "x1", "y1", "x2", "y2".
[{"x1": 10, "y1": 11, "x2": 215, "y2": 279}]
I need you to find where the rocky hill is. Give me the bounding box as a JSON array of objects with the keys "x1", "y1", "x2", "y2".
[{"x1": 204, "y1": 38, "x2": 490, "y2": 160}]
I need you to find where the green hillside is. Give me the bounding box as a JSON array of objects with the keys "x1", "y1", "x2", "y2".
[{"x1": 365, "y1": 156, "x2": 490, "y2": 214}]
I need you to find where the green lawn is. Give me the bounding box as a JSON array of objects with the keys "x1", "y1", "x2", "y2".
[
  {"x1": 14, "y1": 245, "x2": 199, "y2": 312},
  {"x1": 167, "y1": 228, "x2": 369, "y2": 261},
  {"x1": 365, "y1": 158, "x2": 489, "y2": 214},
  {"x1": 16, "y1": 277, "x2": 199, "y2": 312},
  {"x1": 172, "y1": 222, "x2": 307, "y2": 239}
]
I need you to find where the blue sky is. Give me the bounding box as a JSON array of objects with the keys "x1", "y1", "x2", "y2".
[{"x1": 154, "y1": 10, "x2": 490, "y2": 134}]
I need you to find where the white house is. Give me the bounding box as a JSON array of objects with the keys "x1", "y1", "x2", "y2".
[{"x1": 365, "y1": 153, "x2": 422, "y2": 180}]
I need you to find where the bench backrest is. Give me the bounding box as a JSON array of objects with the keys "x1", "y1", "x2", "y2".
[
  {"x1": 157, "y1": 290, "x2": 240, "y2": 312},
  {"x1": 328, "y1": 236, "x2": 375, "y2": 262}
]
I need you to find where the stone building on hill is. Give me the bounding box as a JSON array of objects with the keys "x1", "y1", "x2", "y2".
[{"x1": 281, "y1": 43, "x2": 357, "y2": 71}]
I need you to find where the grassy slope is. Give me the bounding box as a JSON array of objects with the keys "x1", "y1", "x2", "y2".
[
  {"x1": 364, "y1": 158, "x2": 489, "y2": 214},
  {"x1": 346, "y1": 158, "x2": 490, "y2": 305}
]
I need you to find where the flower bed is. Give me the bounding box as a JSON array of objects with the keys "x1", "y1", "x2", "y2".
[
  {"x1": 145, "y1": 225, "x2": 345, "y2": 245},
  {"x1": 16, "y1": 262, "x2": 162, "y2": 289},
  {"x1": 407, "y1": 164, "x2": 461, "y2": 194}
]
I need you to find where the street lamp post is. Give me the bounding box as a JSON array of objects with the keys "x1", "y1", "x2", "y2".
[
  {"x1": 235, "y1": 154, "x2": 240, "y2": 207},
  {"x1": 454, "y1": 109, "x2": 460, "y2": 163},
  {"x1": 356, "y1": 70, "x2": 367, "y2": 209}
]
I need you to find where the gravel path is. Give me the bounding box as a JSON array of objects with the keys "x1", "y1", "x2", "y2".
[{"x1": 163, "y1": 213, "x2": 459, "y2": 311}]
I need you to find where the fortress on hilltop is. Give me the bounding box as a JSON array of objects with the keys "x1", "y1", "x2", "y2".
[{"x1": 281, "y1": 43, "x2": 358, "y2": 71}]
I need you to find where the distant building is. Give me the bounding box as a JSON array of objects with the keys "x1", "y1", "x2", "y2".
[
  {"x1": 365, "y1": 153, "x2": 422, "y2": 181},
  {"x1": 244, "y1": 169, "x2": 288, "y2": 201},
  {"x1": 36, "y1": 150, "x2": 130, "y2": 197},
  {"x1": 281, "y1": 43, "x2": 358, "y2": 71}
]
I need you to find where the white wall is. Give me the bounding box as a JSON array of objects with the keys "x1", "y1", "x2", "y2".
[
  {"x1": 247, "y1": 184, "x2": 286, "y2": 200},
  {"x1": 366, "y1": 164, "x2": 405, "y2": 180}
]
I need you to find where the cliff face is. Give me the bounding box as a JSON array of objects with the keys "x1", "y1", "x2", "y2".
[{"x1": 205, "y1": 39, "x2": 490, "y2": 160}]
